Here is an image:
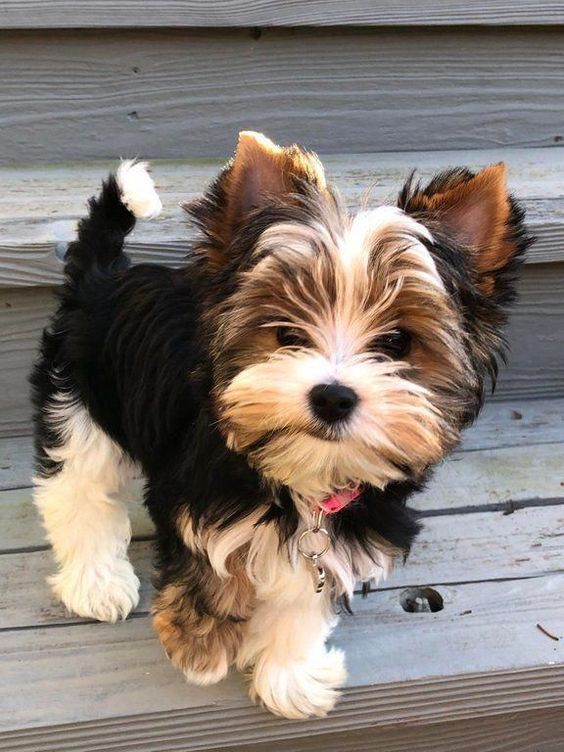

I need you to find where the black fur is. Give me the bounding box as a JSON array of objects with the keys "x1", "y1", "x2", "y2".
[{"x1": 31, "y1": 161, "x2": 529, "y2": 625}]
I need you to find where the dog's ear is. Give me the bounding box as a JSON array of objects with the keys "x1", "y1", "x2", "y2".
[
  {"x1": 399, "y1": 163, "x2": 526, "y2": 296},
  {"x1": 226, "y1": 131, "x2": 326, "y2": 225},
  {"x1": 185, "y1": 131, "x2": 326, "y2": 268}
]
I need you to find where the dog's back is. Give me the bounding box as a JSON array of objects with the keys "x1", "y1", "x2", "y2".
[{"x1": 30, "y1": 162, "x2": 201, "y2": 475}]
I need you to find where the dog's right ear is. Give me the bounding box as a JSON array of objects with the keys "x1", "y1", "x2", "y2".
[{"x1": 184, "y1": 131, "x2": 326, "y2": 268}]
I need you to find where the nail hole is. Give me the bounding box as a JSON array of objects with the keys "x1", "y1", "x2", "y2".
[{"x1": 400, "y1": 587, "x2": 444, "y2": 613}]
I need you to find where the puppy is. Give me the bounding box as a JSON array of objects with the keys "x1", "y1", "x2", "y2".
[{"x1": 31, "y1": 132, "x2": 530, "y2": 719}]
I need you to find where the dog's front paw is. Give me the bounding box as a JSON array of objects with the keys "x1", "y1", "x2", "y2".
[
  {"x1": 50, "y1": 557, "x2": 140, "y2": 623},
  {"x1": 249, "y1": 647, "x2": 347, "y2": 719}
]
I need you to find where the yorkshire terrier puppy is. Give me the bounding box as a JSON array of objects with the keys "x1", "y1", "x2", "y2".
[{"x1": 31, "y1": 132, "x2": 530, "y2": 719}]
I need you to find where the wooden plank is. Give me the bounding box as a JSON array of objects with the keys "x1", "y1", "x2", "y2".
[
  {"x1": 4, "y1": 708, "x2": 564, "y2": 752},
  {"x1": 2, "y1": 398, "x2": 562, "y2": 489},
  {"x1": 0, "y1": 435, "x2": 34, "y2": 489},
  {"x1": 158, "y1": 708, "x2": 564, "y2": 752},
  {"x1": 0, "y1": 287, "x2": 56, "y2": 438},
  {"x1": 4, "y1": 497, "x2": 564, "y2": 628},
  {"x1": 2, "y1": 1, "x2": 564, "y2": 29},
  {"x1": 1, "y1": 148, "x2": 564, "y2": 286},
  {"x1": 2, "y1": 575, "x2": 564, "y2": 744},
  {"x1": 1, "y1": 28, "x2": 564, "y2": 163},
  {"x1": 2, "y1": 264, "x2": 562, "y2": 439},
  {"x1": 414, "y1": 443, "x2": 564, "y2": 513},
  {"x1": 497, "y1": 264, "x2": 564, "y2": 400},
  {"x1": 2, "y1": 438, "x2": 563, "y2": 552},
  {"x1": 457, "y1": 397, "x2": 564, "y2": 453}
]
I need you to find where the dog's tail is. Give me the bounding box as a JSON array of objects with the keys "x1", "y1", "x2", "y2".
[{"x1": 64, "y1": 160, "x2": 162, "y2": 281}]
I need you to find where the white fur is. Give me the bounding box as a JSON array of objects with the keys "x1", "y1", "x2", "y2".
[
  {"x1": 116, "y1": 159, "x2": 162, "y2": 220},
  {"x1": 238, "y1": 523, "x2": 347, "y2": 718},
  {"x1": 181, "y1": 504, "x2": 391, "y2": 717},
  {"x1": 33, "y1": 394, "x2": 140, "y2": 622},
  {"x1": 345, "y1": 207, "x2": 443, "y2": 288}
]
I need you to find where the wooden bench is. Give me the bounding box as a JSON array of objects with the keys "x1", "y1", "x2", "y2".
[{"x1": 1, "y1": 3, "x2": 564, "y2": 749}]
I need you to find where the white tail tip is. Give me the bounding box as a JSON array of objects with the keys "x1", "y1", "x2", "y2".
[{"x1": 117, "y1": 160, "x2": 162, "y2": 220}]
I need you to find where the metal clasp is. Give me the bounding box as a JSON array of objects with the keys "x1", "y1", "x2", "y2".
[{"x1": 297, "y1": 509, "x2": 331, "y2": 593}]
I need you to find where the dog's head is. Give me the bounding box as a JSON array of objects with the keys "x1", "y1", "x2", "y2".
[{"x1": 186, "y1": 132, "x2": 530, "y2": 499}]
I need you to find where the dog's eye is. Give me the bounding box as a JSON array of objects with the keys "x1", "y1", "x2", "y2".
[
  {"x1": 370, "y1": 329, "x2": 411, "y2": 359},
  {"x1": 276, "y1": 326, "x2": 308, "y2": 348}
]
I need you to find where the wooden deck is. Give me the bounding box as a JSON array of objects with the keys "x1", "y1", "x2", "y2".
[{"x1": 1, "y1": 396, "x2": 564, "y2": 750}]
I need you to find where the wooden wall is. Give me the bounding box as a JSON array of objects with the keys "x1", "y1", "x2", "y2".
[
  {"x1": 0, "y1": 2, "x2": 563, "y2": 438},
  {"x1": 1, "y1": 26, "x2": 564, "y2": 163}
]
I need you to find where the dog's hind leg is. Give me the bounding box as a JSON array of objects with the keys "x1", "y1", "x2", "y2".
[
  {"x1": 152, "y1": 548, "x2": 254, "y2": 686},
  {"x1": 33, "y1": 393, "x2": 140, "y2": 622}
]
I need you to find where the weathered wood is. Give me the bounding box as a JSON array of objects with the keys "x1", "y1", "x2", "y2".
[
  {"x1": 2, "y1": 263, "x2": 562, "y2": 439},
  {"x1": 498, "y1": 264, "x2": 564, "y2": 400},
  {"x1": 2, "y1": 433, "x2": 563, "y2": 550},
  {"x1": 0, "y1": 435, "x2": 34, "y2": 489},
  {"x1": 1, "y1": 149, "x2": 563, "y2": 286},
  {"x1": 0, "y1": 287, "x2": 56, "y2": 438},
  {"x1": 1, "y1": 28, "x2": 564, "y2": 163},
  {"x1": 2, "y1": 575, "x2": 564, "y2": 744},
  {"x1": 457, "y1": 397, "x2": 564, "y2": 453},
  {"x1": 5, "y1": 708, "x2": 564, "y2": 752},
  {"x1": 138, "y1": 707, "x2": 564, "y2": 752},
  {"x1": 414, "y1": 443, "x2": 564, "y2": 512},
  {"x1": 2, "y1": 0, "x2": 564, "y2": 29},
  {"x1": 4, "y1": 495, "x2": 564, "y2": 628},
  {"x1": 2, "y1": 398, "x2": 562, "y2": 489}
]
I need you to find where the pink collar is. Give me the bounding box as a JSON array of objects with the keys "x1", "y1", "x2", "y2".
[{"x1": 319, "y1": 485, "x2": 361, "y2": 514}]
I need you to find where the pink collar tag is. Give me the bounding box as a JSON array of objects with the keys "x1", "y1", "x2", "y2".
[{"x1": 320, "y1": 486, "x2": 361, "y2": 514}]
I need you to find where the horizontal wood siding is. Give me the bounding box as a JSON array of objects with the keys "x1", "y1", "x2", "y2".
[
  {"x1": 2, "y1": 0, "x2": 564, "y2": 28},
  {"x1": 1, "y1": 27, "x2": 564, "y2": 163},
  {"x1": 1, "y1": 149, "x2": 562, "y2": 287},
  {"x1": 1, "y1": 264, "x2": 563, "y2": 438}
]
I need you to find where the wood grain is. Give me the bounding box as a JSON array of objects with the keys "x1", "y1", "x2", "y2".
[
  {"x1": 0, "y1": 287, "x2": 56, "y2": 438},
  {"x1": 4, "y1": 493, "x2": 564, "y2": 628},
  {"x1": 3, "y1": 397, "x2": 561, "y2": 488},
  {"x1": 2, "y1": 439, "x2": 563, "y2": 553},
  {"x1": 2, "y1": 264, "x2": 562, "y2": 439},
  {"x1": 1, "y1": 28, "x2": 563, "y2": 163},
  {"x1": 1, "y1": 148, "x2": 563, "y2": 287},
  {"x1": 2, "y1": 0, "x2": 564, "y2": 29},
  {"x1": 2, "y1": 576, "x2": 564, "y2": 743},
  {"x1": 139, "y1": 707, "x2": 564, "y2": 752}
]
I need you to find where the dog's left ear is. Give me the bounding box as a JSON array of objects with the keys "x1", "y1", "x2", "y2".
[
  {"x1": 186, "y1": 131, "x2": 326, "y2": 268},
  {"x1": 399, "y1": 163, "x2": 526, "y2": 296}
]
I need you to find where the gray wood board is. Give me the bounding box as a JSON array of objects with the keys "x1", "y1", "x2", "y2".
[
  {"x1": 4, "y1": 498, "x2": 564, "y2": 628},
  {"x1": 2, "y1": 264, "x2": 563, "y2": 440},
  {"x1": 2, "y1": 439, "x2": 563, "y2": 554},
  {"x1": 2, "y1": 1, "x2": 564, "y2": 29},
  {"x1": 4, "y1": 709, "x2": 564, "y2": 752},
  {"x1": 3, "y1": 396, "x2": 562, "y2": 489},
  {"x1": 1, "y1": 28, "x2": 564, "y2": 163},
  {"x1": 1, "y1": 148, "x2": 564, "y2": 286},
  {"x1": 2, "y1": 576, "x2": 564, "y2": 742},
  {"x1": 143, "y1": 708, "x2": 564, "y2": 752},
  {"x1": 0, "y1": 286, "x2": 56, "y2": 438}
]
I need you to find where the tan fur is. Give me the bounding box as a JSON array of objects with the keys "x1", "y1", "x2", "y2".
[
  {"x1": 213, "y1": 131, "x2": 327, "y2": 260},
  {"x1": 214, "y1": 206, "x2": 469, "y2": 495},
  {"x1": 153, "y1": 582, "x2": 247, "y2": 681},
  {"x1": 403, "y1": 163, "x2": 513, "y2": 294}
]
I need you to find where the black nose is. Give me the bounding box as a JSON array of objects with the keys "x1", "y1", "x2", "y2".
[{"x1": 309, "y1": 383, "x2": 359, "y2": 424}]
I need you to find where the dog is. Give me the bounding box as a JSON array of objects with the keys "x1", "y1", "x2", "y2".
[{"x1": 31, "y1": 132, "x2": 530, "y2": 719}]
